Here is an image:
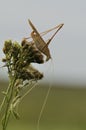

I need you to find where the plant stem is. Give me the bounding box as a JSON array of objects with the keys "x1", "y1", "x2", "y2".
[
  {"x1": 2, "y1": 77, "x2": 16, "y2": 130},
  {"x1": 0, "y1": 82, "x2": 11, "y2": 113}
]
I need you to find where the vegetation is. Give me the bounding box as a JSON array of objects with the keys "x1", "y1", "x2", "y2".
[{"x1": 0, "y1": 40, "x2": 44, "y2": 130}]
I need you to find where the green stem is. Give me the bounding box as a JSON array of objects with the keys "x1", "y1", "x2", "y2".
[
  {"x1": 0, "y1": 82, "x2": 11, "y2": 113},
  {"x1": 2, "y1": 77, "x2": 16, "y2": 130}
]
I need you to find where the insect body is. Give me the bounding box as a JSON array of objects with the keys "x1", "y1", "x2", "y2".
[
  {"x1": 29, "y1": 20, "x2": 51, "y2": 61},
  {"x1": 24, "y1": 20, "x2": 64, "y2": 62}
]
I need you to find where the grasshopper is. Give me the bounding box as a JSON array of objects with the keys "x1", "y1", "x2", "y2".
[{"x1": 24, "y1": 20, "x2": 64, "y2": 61}]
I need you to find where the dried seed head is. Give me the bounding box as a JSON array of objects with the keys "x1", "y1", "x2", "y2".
[
  {"x1": 3, "y1": 40, "x2": 12, "y2": 54},
  {"x1": 2, "y1": 40, "x2": 44, "y2": 82},
  {"x1": 17, "y1": 67, "x2": 43, "y2": 81},
  {"x1": 21, "y1": 39, "x2": 44, "y2": 64}
]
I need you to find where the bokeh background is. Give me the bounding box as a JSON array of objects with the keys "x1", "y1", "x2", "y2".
[{"x1": 0, "y1": 0, "x2": 86, "y2": 130}]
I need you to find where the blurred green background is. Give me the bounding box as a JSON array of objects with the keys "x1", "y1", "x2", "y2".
[{"x1": 0, "y1": 81, "x2": 86, "y2": 130}]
